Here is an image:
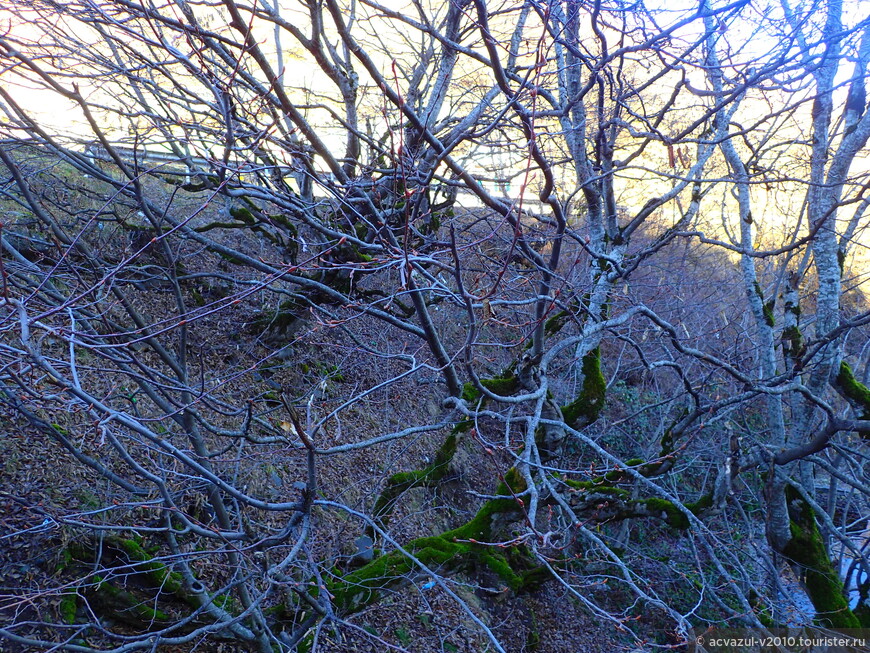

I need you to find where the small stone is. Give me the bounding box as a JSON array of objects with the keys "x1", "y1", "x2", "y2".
[
  {"x1": 352, "y1": 535, "x2": 374, "y2": 565},
  {"x1": 425, "y1": 398, "x2": 439, "y2": 417}
]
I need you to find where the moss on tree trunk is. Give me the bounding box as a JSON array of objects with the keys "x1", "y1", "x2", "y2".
[
  {"x1": 836, "y1": 361, "x2": 870, "y2": 437},
  {"x1": 782, "y1": 497, "x2": 861, "y2": 628},
  {"x1": 561, "y1": 348, "x2": 606, "y2": 427}
]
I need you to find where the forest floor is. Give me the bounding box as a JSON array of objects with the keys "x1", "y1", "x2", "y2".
[{"x1": 0, "y1": 152, "x2": 718, "y2": 652}]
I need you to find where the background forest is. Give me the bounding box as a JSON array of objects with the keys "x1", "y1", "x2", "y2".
[{"x1": 1, "y1": 0, "x2": 870, "y2": 650}]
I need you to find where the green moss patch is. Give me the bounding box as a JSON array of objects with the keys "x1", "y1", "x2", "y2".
[
  {"x1": 461, "y1": 375, "x2": 519, "y2": 403},
  {"x1": 561, "y1": 348, "x2": 606, "y2": 427},
  {"x1": 782, "y1": 325, "x2": 805, "y2": 360},
  {"x1": 544, "y1": 310, "x2": 570, "y2": 336},
  {"x1": 836, "y1": 361, "x2": 870, "y2": 436},
  {"x1": 88, "y1": 575, "x2": 170, "y2": 626},
  {"x1": 64, "y1": 536, "x2": 199, "y2": 614},
  {"x1": 564, "y1": 474, "x2": 711, "y2": 530},
  {"x1": 563, "y1": 478, "x2": 630, "y2": 497},
  {"x1": 638, "y1": 497, "x2": 691, "y2": 529},
  {"x1": 117, "y1": 538, "x2": 185, "y2": 597},
  {"x1": 763, "y1": 300, "x2": 775, "y2": 327},
  {"x1": 59, "y1": 593, "x2": 78, "y2": 624}
]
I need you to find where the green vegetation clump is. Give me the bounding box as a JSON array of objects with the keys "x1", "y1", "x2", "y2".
[{"x1": 59, "y1": 593, "x2": 78, "y2": 624}]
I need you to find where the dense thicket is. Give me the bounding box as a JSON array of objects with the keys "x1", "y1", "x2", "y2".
[{"x1": 1, "y1": 0, "x2": 869, "y2": 650}]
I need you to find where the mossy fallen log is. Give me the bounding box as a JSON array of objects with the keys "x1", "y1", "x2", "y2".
[
  {"x1": 86, "y1": 574, "x2": 171, "y2": 627},
  {"x1": 331, "y1": 468, "x2": 544, "y2": 613},
  {"x1": 69, "y1": 536, "x2": 188, "y2": 599},
  {"x1": 563, "y1": 475, "x2": 712, "y2": 530},
  {"x1": 114, "y1": 537, "x2": 188, "y2": 600}
]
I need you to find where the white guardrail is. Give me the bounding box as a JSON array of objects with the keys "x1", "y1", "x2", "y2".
[{"x1": 80, "y1": 142, "x2": 547, "y2": 211}]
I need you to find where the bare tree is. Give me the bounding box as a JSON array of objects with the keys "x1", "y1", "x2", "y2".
[{"x1": 0, "y1": 0, "x2": 869, "y2": 650}]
